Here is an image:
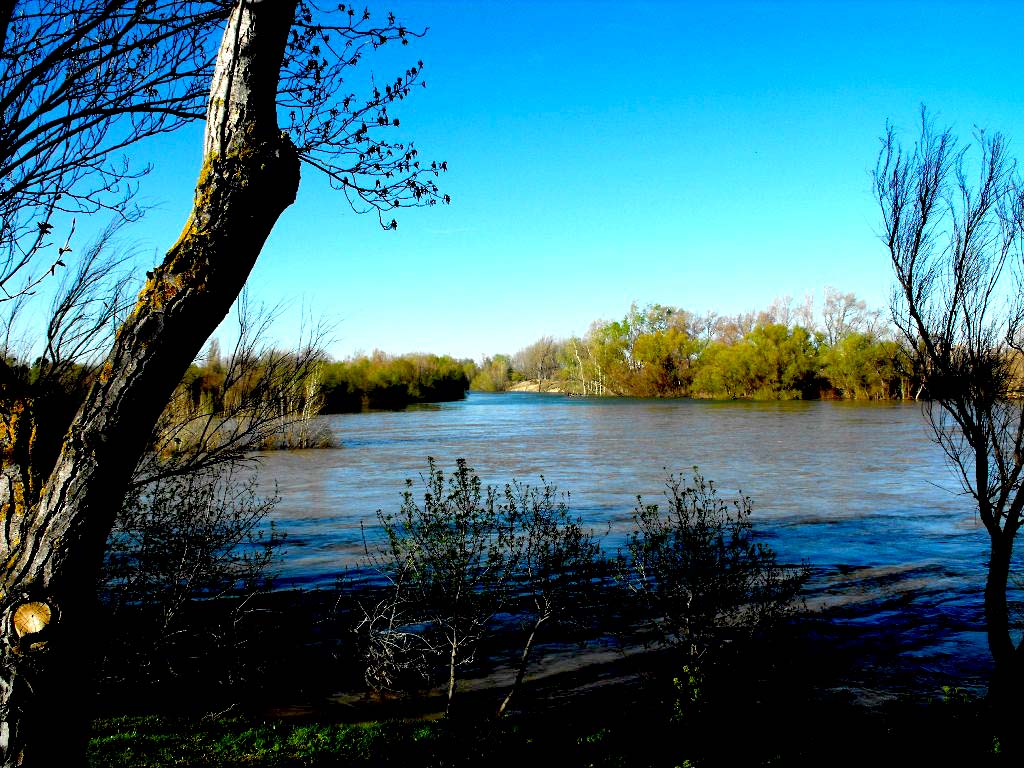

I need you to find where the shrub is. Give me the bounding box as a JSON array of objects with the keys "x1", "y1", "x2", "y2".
[
  {"x1": 617, "y1": 469, "x2": 808, "y2": 715},
  {"x1": 99, "y1": 464, "x2": 283, "y2": 699}
]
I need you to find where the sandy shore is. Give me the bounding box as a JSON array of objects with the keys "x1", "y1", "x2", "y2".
[{"x1": 508, "y1": 379, "x2": 565, "y2": 393}]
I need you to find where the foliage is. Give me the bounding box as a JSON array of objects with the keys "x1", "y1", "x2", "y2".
[
  {"x1": 470, "y1": 354, "x2": 514, "y2": 392},
  {"x1": 98, "y1": 464, "x2": 282, "y2": 696},
  {"x1": 819, "y1": 333, "x2": 908, "y2": 400},
  {"x1": 359, "y1": 460, "x2": 604, "y2": 716},
  {"x1": 87, "y1": 689, "x2": 1008, "y2": 768},
  {"x1": 364, "y1": 458, "x2": 519, "y2": 714},
  {"x1": 321, "y1": 351, "x2": 471, "y2": 411},
  {"x1": 617, "y1": 470, "x2": 808, "y2": 714},
  {"x1": 494, "y1": 294, "x2": 910, "y2": 400}
]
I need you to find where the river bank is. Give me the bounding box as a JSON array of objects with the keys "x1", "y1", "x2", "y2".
[{"x1": 89, "y1": 578, "x2": 1000, "y2": 766}]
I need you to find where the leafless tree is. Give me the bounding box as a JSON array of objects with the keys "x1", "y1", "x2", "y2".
[
  {"x1": 821, "y1": 286, "x2": 869, "y2": 346},
  {"x1": 513, "y1": 336, "x2": 561, "y2": 390},
  {"x1": 875, "y1": 108, "x2": 1024, "y2": 745},
  {"x1": 0, "y1": 1, "x2": 231, "y2": 302},
  {"x1": 135, "y1": 295, "x2": 330, "y2": 487},
  {"x1": 793, "y1": 292, "x2": 815, "y2": 333},
  {"x1": 0, "y1": 2, "x2": 447, "y2": 764}
]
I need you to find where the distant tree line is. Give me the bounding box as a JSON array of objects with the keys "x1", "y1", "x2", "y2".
[
  {"x1": 320, "y1": 351, "x2": 473, "y2": 412},
  {"x1": 474, "y1": 289, "x2": 918, "y2": 400}
]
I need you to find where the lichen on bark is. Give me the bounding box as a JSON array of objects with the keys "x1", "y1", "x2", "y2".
[{"x1": 0, "y1": 1, "x2": 303, "y2": 764}]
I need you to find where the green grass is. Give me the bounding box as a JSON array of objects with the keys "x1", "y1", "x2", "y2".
[
  {"x1": 90, "y1": 716, "x2": 413, "y2": 767},
  {"x1": 89, "y1": 689, "x2": 1011, "y2": 768},
  {"x1": 88, "y1": 712, "x2": 662, "y2": 768}
]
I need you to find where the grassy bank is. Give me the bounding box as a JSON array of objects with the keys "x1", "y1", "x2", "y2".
[{"x1": 91, "y1": 688, "x2": 1003, "y2": 767}]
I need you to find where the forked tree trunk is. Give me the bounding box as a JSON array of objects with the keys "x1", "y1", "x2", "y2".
[{"x1": 0, "y1": 1, "x2": 300, "y2": 764}]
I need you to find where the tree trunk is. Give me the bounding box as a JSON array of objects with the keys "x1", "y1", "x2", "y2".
[
  {"x1": 985, "y1": 531, "x2": 1023, "y2": 755},
  {"x1": 496, "y1": 614, "x2": 546, "y2": 718},
  {"x1": 0, "y1": 2, "x2": 300, "y2": 764},
  {"x1": 446, "y1": 637, "x2": 458, "y2": 716}
]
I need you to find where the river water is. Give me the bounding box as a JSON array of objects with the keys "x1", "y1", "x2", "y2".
[{"x1": 255, "y1": 392, "x2": 1004, "y2": 688}]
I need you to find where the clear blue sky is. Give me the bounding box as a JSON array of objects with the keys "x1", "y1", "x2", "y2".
[{"x1": 111, "y1": 0, "x2": 1024, "y2": 361}]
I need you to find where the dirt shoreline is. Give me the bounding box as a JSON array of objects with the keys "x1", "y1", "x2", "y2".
[{"x1": 508, "y1": 379, "x2": 565, "y2": 393}]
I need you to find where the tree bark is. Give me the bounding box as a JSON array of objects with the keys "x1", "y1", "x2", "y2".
[
  {"x1": 985, "y1": 532, "x2": 1015, "y2": 669},
  {"x1": 985, "y1": 531, "x2": 1024, "y2": 755},
  {"x1": 0, "y1": 1, "x2": 300, "y2": 764},
  {"x1": 496, "y1": 614, "x2": 546, "y2": 718},
  {"x1": 446, "y1": 636, "x2": 458, "y2": 716}
]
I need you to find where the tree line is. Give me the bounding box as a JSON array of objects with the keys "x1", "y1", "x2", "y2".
[
  {"x1": 319, "y1": 351, "x2": 472, "y2": 412},
  {"x1": 474, "y1": 289, "x2": 916, "y2": 400}
]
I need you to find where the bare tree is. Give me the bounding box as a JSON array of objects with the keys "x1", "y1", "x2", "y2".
[
  {"x1": 821, "y1": 286, "x2": 869, "y2": 346},
  {"x1": 513, "y1": 336, "x2": 561, "y2": 390},
  {"x1": 0, "y1": 2, "x2": 446, "y2": 764},
  {"x1": 135, "y1": 295, "x2": 330, "y2": 487},
  {"x1": 793, "y1": 292, "x2": 816, "y2": 333},
  {"x1": 875, "y1": 108, "x2": 1024, "y2": 745},
  {"x1": 0, "y1": 1, "x2": 231, "y2": 301}
]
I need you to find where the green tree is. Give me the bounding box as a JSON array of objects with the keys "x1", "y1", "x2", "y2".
[
  {"x1": 743, "y1": 323, "x2": 821, "y2": 399},
  {"x1": 631, "y1": 324, "x2": 700, "y2": 397},
  {"x1": 470, "y1": 354, "x2": 513, "y2": 392},
  {"x1": 691, "y1": 340, "x2": 752, "y2": 398},
  {"x1": 691, "y1": 323, "x2": 820, "y2": 399},
  {"x1": 820, "y1": 332, "x2": 905, "y2": 400}
]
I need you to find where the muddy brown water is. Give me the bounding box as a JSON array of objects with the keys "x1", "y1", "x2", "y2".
[{"x1": 254, "y1": 392, "x2": 1010, "y2": 695}]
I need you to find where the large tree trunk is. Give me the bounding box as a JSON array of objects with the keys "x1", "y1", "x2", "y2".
[{"x1": 0, "y1": 1, "x2": 300, "y2": 764}]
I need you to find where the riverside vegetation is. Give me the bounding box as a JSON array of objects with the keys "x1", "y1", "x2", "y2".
[
  {"x1": 3, "y1": 285, "x2": 909, "y2": 466},
  {"x1": 177, "y1": 287, "x2": 918, "y2": 424},
  {"x1": 471, "y1": 290, "x2": 914, "y2": 400},
  {"x1": 91, "y1": 457, "x2": 815, "y2": 765},
  {"x1": 5, "y1": 298, "x2": 1008, "y2": 764},
  {"x1": 89, "y1": 458, "x2": 1008, "y2": 767}
]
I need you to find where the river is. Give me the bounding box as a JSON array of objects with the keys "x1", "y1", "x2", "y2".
[{"x1": 255, "y1": 392, "x2": 1003, "y2": 689}]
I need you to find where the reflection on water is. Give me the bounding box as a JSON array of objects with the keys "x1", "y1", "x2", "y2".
[{"x1": 256, "y1": 392, "x2": 1003, "y2": 684}]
